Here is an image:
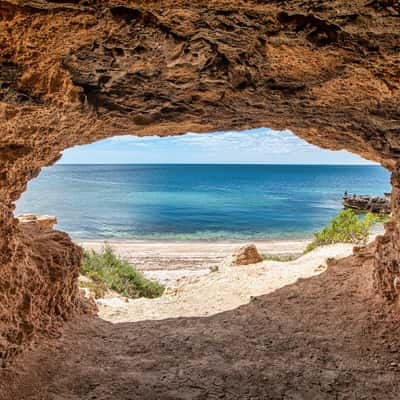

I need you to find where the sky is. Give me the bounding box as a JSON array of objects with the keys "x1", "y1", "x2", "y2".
[{"x1": 59, "y1": 128, "x2": 374, "y2": 165}]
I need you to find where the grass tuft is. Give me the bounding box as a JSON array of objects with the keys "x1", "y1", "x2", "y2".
[
  {"x1": 79, "y1": 279, "x2": 107, "y2": 299},
  {"x1": 262, "y1": 253, "x2": 301, "y2": 262},
  {"x1": 81, "y1": 245, "x2": 164, "y2": 299}
]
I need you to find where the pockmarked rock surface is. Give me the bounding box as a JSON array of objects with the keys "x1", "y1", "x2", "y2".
[{"x1": 0, "y1": 0, "x2": 399, "y2": 360}]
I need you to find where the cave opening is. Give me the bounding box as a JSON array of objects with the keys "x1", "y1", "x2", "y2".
[
  {"x1": 15, "y1": 129, "x2": 391, "y2": 243},
  {"x1": 12, "y1": 128, "x2": 391, "y2": 304}
]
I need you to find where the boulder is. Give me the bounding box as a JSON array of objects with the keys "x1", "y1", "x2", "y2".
[{"x1": 232, "y1": 244, "x2": 263, "y2": 266}]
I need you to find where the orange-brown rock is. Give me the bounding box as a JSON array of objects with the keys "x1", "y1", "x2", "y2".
[
  {"x1": 233, "y1": 244, "x2": 263, "y2": 266},
  {"x1": 0, "y1": 222, "x2": 83, "y2": 364},
  {"x1": 0, "y1": 0, "x2": 399, "y2": 360}
]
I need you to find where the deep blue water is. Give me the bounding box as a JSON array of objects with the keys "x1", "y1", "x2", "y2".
[{"x1": 15, "y1": 164, "x2": 390, "y2": 240}]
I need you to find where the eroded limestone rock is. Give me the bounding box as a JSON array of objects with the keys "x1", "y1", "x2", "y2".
[
  {"x1": 0, "y1": 222, "x2": 84, "y2": 364},
  {"x1": 343, "y1": 194, "x2": 391, "y2": 214},
  {"x1": 0, "y1": 0, "x2": 399, "y2": 360}
]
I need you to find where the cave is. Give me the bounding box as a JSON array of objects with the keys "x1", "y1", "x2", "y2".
[{"x1": 0, "y1": 0, "x2": 400, "y2": 397}]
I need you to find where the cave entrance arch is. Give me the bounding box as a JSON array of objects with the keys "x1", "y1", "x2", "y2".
[
  {"x1": 13, "y1": 130, "x2": 391, "y2": 301},
  {"x1": 1, "y1": 130, "x2": 398, "y2": 365},
  {"x1": 0, "y1": 0, "x2": 399, "y2": 365}
]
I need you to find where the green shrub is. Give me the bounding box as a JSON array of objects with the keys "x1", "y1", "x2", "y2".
[
  {"x1": 304, "y1": 209, "x2": 383, "y2": 254},
  {"x1": 81, "y1": 246, "x2": 164, "y2": 299}
]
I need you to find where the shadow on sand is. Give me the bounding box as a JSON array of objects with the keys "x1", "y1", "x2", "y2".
[{"x1": 2, "y1": 255, "x2": 400, "y2": 400}]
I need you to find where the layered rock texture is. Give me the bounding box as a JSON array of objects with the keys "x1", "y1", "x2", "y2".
[{"x1": 0, "y1": 0, "x2": 399, "y2": 360}]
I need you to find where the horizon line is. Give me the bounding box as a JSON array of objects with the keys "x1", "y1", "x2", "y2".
[{"x1": 56, "y1": 162, "x2": 379, "y2": 166}]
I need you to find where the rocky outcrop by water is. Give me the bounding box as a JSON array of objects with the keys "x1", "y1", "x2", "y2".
[
  {"x1": 343, "y1": 194, "x2": 391, "y2": 214},
  {"x1": 0, "y1": 0, "x2": 399, "y2": 361},
  {"x1": 17, "y1": 213, "x2": 58, "y2": 229}
]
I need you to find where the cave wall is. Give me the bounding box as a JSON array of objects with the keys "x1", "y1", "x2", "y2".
[
  {"x1": 0, "y1": 0, "x2": 399, "y2": 361},
  {"x1": 373, "y1": 164, "x2": 400, "y2": 300}
]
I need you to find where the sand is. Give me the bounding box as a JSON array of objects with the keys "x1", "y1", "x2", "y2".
[
  {"x1": 79, "y1": 228, "x2": 383, "y2": 287},
  {"x1": 79, "y1": 238, "x2": 309, "y2": 266},
  {"x1": 5, "y1": 232, "x2": 400, "y2": 399},
  {"x1": 96, "y1": 243, "x2": 355, "y2": 323},
  {"x1": 79, "y1": 238, "x2": 309, "y2": 286},
  {"x1": 80, "y1": 231, "x2": 382, "y2": 323}
]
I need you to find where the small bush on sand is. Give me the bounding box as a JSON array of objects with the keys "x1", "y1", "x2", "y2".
[
  {"x1": 304, "y1": 209, "x2": 384, "y2": 254},
  {"x1": 81, "y1": 246, "x2": 164, "y2": 299}
]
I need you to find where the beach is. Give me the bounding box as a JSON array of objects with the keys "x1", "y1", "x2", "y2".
[
  {"x1": 93, "y1": 242, "x2": 356, "y2": 322},
  {"x1": 79, "y1": 238, "x2": 308, "y2": 269},
  {"x1": 78, "y1": 223, "x2": 384, "y2": 289},
  {"x1": 79, "y1": 238, "x2": 309, "y2": 285}
]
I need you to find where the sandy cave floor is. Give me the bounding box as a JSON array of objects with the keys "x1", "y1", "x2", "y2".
[{"x1": 2, "y1": 241, "x2": 400, "y2": 399}]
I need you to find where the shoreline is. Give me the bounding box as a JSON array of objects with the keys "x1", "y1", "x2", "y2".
[
  {"x1": 76, "y1": 237, "x2": 312, "y2": 246},
  {"x1": 73, "y1": 235, "x2": 314, "y2": 245},
  {"x1": 75, "y1": 224, "x2": 384, "y2": 249},
  {"x1": 78, "y1": 238, "x2": 309, "y2": 284},
  {"x1": 78, "y1": 238, "x2": 310, "y2": 260},
  {"x1": 77, "y1": 226, "x2": 384, "y2": 286}
]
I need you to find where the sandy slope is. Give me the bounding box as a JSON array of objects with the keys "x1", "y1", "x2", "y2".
[
  {"x1": 97, "y1": 243, "x2": 355, "y2": 323},
  {"x1": 4, "y1": 232, "x2": 397, "y2": 400},
  {"x1": 3, "y1": 240, "x2": 400, "y2": 400}
]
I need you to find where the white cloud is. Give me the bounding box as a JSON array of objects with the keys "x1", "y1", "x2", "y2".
[
  {"x1": 60, "y1": 128, "x2": 374, "y2": 164},
  {"x1": 96, "y1": 129, "x2": 317, "y2": 155},
  {"x1": 165, "y1": 129, "x2": 314, "y2": 155}
]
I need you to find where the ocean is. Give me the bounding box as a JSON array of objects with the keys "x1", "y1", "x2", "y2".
[{"x1": 16, "y1": 164, "x2": 390, "y2": 241}]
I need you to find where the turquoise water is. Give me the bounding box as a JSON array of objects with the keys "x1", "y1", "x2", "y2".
[{"x1": 16, "y1": 164, "x2": 391, "y2": 240}]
